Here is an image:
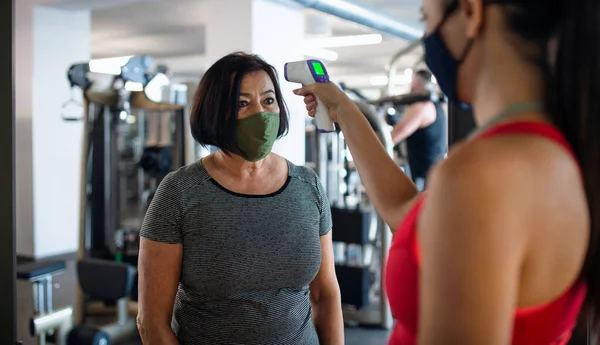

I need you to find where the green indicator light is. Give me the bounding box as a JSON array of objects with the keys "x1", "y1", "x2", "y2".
[{"x1": 312, "y1": 61, "x2": 325, "y2": 75}]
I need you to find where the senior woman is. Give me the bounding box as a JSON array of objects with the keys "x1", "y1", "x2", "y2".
[{"x1": 136, "y1": 52, "x2": 343, "y2": 345}]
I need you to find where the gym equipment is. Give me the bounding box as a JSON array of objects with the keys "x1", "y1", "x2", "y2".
[
  {"x1": 17, "y1": 258, "x2": 136, "y2": 345},
  {"x1": 306, "y1": 96, "x2": 394, "y2": 329},
  {"x1": 17, "y1": 260, "x2": 73, "y2": 345},
  {"x1": 69, "y1": 259, "x2": 136, "y2": 344},
  {"x1": 62, "y1": 55, "x2": 196, "y2": 339},
  {"x1": 66, "y1": 55, "x2": 191, "y2": 263},
  {"x1": 284, "y1": 59, "x2": 335, "y2": 132},
  {"x1": 372, "y1": 90, "x2": 446, "y2": 108},
  {"x1": 385, "y1": 39, "x2": 422, "y2": 97}
]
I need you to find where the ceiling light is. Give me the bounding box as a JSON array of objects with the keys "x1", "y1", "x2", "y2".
[
  {"x1": 306, "y1": 34, "x2": 383, "y2": 48},
  {"x1": 89, "y1": 55, "x2": 133, "y2": 75},
  {"x1": 404, "y1": 68, "x2": 413, "y2": 76},
  {"x1": 124, "y1": 81, "x2": 144, "y2": 92},
  {"x1": 304, "y1": 47, "x2": 339, "y2": 61},
  {"x1": 370, "y1": 75, "x2": 412, "y2": 86}
]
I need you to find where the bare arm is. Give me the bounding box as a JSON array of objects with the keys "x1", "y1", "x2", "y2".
[
  {"x1": 391, "y1": 102, "x2": 434, "y2": 144},
  {"x1": 309, "y1": 231, "x2": 344, "y2": 345},
  {"x1": 295, "y1": 83, "x2": 419, "y2": 230},
  {"x1": 417, "y1": 145, "x2": 530, "y2": 345},
  {"x1": 137, "y1": 238, "x2": 182, "y2": 345}
]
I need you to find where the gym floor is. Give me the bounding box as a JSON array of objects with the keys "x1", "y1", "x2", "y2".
[{"x1": 118, "y1": 327, "x2": 391, "y2": 345}]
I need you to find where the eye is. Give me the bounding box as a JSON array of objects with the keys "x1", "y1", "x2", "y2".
[
  {"x1": 264, "y1": 97, "x2": 275, "y2": 105},
  {"x1": 239, "y1": 100, "x2": 249, "y2": 107}
]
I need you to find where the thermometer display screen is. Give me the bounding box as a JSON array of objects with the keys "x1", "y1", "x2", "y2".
[{"x1": 312, "y1": 61, "x2": 325, "y2": 76}]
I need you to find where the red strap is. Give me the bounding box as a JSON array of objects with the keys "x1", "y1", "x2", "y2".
[{"x1": 477, "y1": 121, "x2": 578, "y2": 163}]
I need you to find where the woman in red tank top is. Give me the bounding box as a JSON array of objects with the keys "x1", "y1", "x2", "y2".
[{"x1": 294, "y1": 0, "x2": 600, "y2": 343}]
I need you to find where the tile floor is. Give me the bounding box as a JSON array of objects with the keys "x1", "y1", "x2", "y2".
[
  {"x1": 344, "y1": 327, "x2": 390, "y2": 345},
  {"x1": 119, "y1": 327, "x2": 391, "y2": 345}
]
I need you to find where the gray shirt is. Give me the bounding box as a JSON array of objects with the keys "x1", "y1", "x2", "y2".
[{"x1": 140, "y1": 159, "x2": 333, "y2": 345}]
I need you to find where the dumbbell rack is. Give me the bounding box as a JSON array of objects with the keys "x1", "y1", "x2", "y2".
[{"x1": 17, "y1": 261, "x2": 73, "y2": 345}]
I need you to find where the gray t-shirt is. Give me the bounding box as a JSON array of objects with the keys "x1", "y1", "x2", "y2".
[{"x1": 140, "y1": 159, "x2": 333, "y2": 345}]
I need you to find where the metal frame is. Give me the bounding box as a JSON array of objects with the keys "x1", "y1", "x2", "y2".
[
  {"x1": 0, "y1": 0, "x2": 16, "y2": 343},
  {"x1": 27, "y1": 270, "x2": 73, "y2": 345},
  {"x1": 311, "y1": 101, "x2": 394, "y2": 330},
  {"x1": 385, "y1": 40, "x2": 422, "y2": 97}
]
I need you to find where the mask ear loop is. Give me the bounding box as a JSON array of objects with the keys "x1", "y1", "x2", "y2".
[
  {"x1": 437, "y1": 0, "x2": 476, "y2": 64},
  {"x1": 458, "y1": 39, "x2": 475, "y2": 63}
]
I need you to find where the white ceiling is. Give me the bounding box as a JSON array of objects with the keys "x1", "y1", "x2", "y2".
[{"x1": 45, "y1": 0, "x2": 425, "y2": 93}]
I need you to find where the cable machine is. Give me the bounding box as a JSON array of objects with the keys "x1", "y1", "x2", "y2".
[
  {"x1": 45, "y1": 55, "x2": 196, "y2": 343},
  {"x1": 305, "y1": 91, "x2": 395, "y2": 329},
  {"x1": 66, "y1": 56, "x2": 192, "y2": 265}
]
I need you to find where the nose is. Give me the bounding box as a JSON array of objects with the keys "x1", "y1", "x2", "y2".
[{"x1": 249, "y1": 101, "x2": 265, "y2": 114}]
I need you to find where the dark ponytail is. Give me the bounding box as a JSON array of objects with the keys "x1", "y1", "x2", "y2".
[
  {"x1": 547, "y1": 0, "x2": 600, "y2": 338},
  {"x1": 505, "y1": 0, "x2": 600, "y2": 338}
]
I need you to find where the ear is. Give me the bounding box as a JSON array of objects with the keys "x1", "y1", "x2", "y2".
[{"x1": 460, "y1": 0, "x2": 484, "y2": 38}]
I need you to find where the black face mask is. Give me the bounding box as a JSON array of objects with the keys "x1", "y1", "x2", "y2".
[{"x1": 422, "y1": 0, "x2": 476, "y2": 109}]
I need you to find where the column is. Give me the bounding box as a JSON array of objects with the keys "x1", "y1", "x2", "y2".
[
  {"x1": 15, "y1": 1, "x2": 91, "y2": 258},
  {"x1": 203, "y1": 0, "x2": 306, "y2": 166}
]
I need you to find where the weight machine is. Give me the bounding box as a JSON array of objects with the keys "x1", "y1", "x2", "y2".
[
  {"x1": 66, "y1": 56, "x2": 192, "y2": 265},
  {"x1": 305, "y1": 91, "x2": 395, "y2": 329},
  {"x1": 20, "y1": 55, "x2": 197, "y2": 345},
  {"x1": 69, "y1": 54, "x2": 194, "y2": 340}
]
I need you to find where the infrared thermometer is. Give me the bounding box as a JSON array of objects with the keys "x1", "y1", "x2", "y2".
[{"x1": 284, "y1": 59, "x2": 336, "y2": 133}]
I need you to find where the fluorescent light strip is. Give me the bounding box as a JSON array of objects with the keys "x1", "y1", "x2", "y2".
[
  {"x1": 370, "y1": 75, "x2": 412, "y2": 86},
  {"x1": 306, "y1": 34, "x2": 382, "y2": 48},
  {"x1": 89, "y1": 55, "x2": 133, "y2": 75},
  {"x1": 304, "y1": 47, "x2": 339, "y2": 61}
]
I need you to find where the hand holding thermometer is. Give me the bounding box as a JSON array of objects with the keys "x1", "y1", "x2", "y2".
[{"x1": 284, "y1": 59, "x2": 336, "y2": 133}]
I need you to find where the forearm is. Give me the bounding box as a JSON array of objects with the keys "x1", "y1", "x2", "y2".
[
  {"x1": 391, "y1": 127, "x2": 410, "y2": 145},
  {"x1": 337, "y1": 100, "x2": 418, "y2": 228},
  {"x1": 312, "y1": 296, "x2": 344, "y2": 345},
  {"x1": 138, "y1": 322, "x2": 179, "y2": 345}
]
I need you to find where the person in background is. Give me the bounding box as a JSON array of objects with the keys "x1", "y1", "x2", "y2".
[
  {"x1": 294, "y1": 0, "x2": 598, "y2": 343},
  {"x1": 390, "y1": 69, "x2": 447, "y2": 189},
  {"x1": 136, "y1": 52, "x2": 343, "y2": 345}
]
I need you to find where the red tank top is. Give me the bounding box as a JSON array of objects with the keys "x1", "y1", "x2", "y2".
[{"x1": 385, "y1": 121, "x2": 588, "y2": 345}]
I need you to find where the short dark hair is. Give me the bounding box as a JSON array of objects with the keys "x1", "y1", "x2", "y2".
[
  {"x1": 414, "y1": 69, "x2": 432, "y2": 83},
  {"x1": 189, "y1": 52, "x2": 289, "y2": 153}
]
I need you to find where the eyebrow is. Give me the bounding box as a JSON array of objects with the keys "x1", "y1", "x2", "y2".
[{"x1": 239, "y1": 89, "x2": 275, "y2": 97}]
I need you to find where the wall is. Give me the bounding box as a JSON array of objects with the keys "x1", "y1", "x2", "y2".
[
  {"x1": 15, "y1": 0, "x2": 35, "y2": 257},
  {"x1": 16, "y1": 3, "x2": 91, "y2": 258},
  {"x1": 203, "y1": 0, "x2": 306, "y2": 166},
  {"x1": 251, "y1": 0, "x2": 306, "y2": 166}
]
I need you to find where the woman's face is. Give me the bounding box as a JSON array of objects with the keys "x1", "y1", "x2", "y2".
[
  {"x1": 421, "y1": 0, "x2": 484, "y2": 102},
  {"x1": 237, "y1": 70, "x2": 280, "y2": 119},
  {"x1": 422, "y1": 0, "x2": 471, "y2": 62}
]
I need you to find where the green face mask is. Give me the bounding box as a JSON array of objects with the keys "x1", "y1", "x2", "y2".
[{"x1": 231, "y1": 112, "x2": 280, "y2": 162}]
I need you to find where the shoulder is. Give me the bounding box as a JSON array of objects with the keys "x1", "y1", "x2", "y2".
[
  {"x1": 286, "y1": 161, "x2": 329, "y2": 208},
  {"x1": 288, "y1": 160, "x2": 321, "y2": 186},
  {"x1": 418, "y1": 138, "x2": 543, "y2": 272},
  {"x1": 158, "y1": 161, "x2": 212, "y2": 197},
  {"x1": 432, "y1": 128, "x2": 577, "y2": 191},
  {"x1": 423, "y1": 131, "x2": 577, "y2": 239}
]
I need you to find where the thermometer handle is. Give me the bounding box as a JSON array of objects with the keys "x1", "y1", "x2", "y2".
[{"x1": 314, "y1": 97, "x2": 335, "y2": 132}]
